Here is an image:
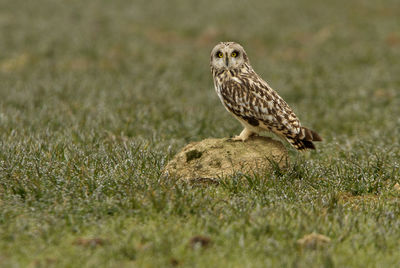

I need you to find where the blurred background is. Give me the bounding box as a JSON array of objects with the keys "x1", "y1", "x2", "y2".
[{"x1": 1, "y1": 0, "x2": 399, "y2": 151}]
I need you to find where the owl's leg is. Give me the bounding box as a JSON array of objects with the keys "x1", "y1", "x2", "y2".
[{"x1": 232, "y1": 128, "x2": 256, "y2": 141}]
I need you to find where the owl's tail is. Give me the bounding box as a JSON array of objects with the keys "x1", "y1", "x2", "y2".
[{"x1": 287, "y1": 127, "x2": 322, "y2": 151}]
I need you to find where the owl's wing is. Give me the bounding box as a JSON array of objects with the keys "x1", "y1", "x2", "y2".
[{"x1": 219, "y1": 75, "x2": 301, "y2": 137}]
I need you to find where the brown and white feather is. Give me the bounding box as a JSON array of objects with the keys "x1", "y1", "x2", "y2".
[{"x1": 210, "y1": 42, "x2": 322, "y2": 151}]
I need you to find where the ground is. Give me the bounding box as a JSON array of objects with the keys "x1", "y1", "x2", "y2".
[{"x1": 0, "y1": 0, "x2": 399, "y2": 267}]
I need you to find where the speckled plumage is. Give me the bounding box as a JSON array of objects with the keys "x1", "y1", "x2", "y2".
[{"x1": 210, "y1": 42, "x2": 322, "y2": 150}]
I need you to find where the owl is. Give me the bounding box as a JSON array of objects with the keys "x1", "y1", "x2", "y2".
[{"x1": 210, "y1": 42, "x2": 322, "y2": 151}]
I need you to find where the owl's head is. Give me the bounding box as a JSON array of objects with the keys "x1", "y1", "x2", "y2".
[{"x1": 210, "y1": 42, "x2": 249, "y2": 71}]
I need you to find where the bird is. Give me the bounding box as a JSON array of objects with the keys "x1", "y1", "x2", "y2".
[{"x1": 210, "y1": 41, "x2": 322, "y2": 151}]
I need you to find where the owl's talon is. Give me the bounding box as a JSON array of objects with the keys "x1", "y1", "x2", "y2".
[
  {"x1": 231, "y1": 136, "x2": 246, "y2": 142},
  {"x1": 230, "y1": 128, "x2": 256, "y2": 142}
]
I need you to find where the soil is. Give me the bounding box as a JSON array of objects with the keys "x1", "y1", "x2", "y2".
[{"x1": 164, "y1": 136, "x2": 288, "y2": 180}]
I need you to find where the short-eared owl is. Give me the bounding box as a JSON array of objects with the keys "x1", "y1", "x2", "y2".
[{"x1": 210, "y1": 42, "x2": 322, "y2": 150}]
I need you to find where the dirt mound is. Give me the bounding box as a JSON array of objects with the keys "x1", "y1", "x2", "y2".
[
  {"x1": 297, "y1": 233, "x2": 331, "y2": 249},
  {"x1": 164, "y1": 136, "x2": 288, "y2": 181}
]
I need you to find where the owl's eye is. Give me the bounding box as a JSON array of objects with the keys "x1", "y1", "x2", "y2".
[
  {"x1": 216, "y1": 51, "x2": 223, "y2": 58},
  {"x1": 231, "y1": 51, "x2": 239, "y2": 58}
]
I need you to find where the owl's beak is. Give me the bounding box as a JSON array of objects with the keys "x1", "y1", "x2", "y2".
[{"x1": 225, "y1": 57, "x2": 229, "y2": 68}]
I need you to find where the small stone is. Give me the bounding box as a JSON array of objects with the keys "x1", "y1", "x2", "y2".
[
  {"x1": 189, "y1": 235, "x2": 212, "y2": 249},
  {"x1": 394, "y1": 183, "x2": 400, "y2": 191},
  {"x1": 297, "y1": 233, "x2": 331, "y2": 250}
]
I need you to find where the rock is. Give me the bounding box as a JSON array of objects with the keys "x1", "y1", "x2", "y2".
[
  {"x1": 394, "y1": 183, "x2": 400, "y2": 191},
  {"x1": 189, "y1": 235, "x2": 212, "y2": 249},
  {"x1": 164, "y1": 136, "x2": 288, "y2": 181},
  {"x1": 297, "y1": 233, "x2": 331, "y2": 249}
]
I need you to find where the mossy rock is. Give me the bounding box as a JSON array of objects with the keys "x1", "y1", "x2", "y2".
[{"x1": 164, "y1": 136, "x2": 288, "y2": 181}]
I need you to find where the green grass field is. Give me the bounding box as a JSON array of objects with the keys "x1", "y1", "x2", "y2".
[{"x1": 1, "y1": 0, "x2": 400, "y2": 267}]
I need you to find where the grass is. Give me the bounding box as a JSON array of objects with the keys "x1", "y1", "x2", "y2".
[{"x1": 0, "y1": 0, "x2": 399, "y2": 266}]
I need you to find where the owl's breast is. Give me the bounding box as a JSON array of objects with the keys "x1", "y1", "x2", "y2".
[
  {"x1": 213, "y1": 81, "x2": 225, "y2": 106},
  {"x1": 213, "y1": 76, "x2": 246, "y2": 115}
]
